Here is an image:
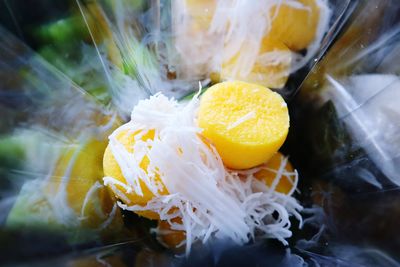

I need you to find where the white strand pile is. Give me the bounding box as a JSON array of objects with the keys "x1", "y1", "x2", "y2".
[
  {"x1": 104, "y1": 93, "x2": 302, "y2": 255},
  {"x1": 172, "y1": 0, "x2": 331, "y2": 82}
]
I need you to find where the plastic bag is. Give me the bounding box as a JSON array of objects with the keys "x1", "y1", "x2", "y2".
[{"x1": 2, "y1": 0, "x2": 399, "y2": 266}]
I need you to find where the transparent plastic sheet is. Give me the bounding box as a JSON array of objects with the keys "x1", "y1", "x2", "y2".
[
  {"x1": 287, "y1": 0, "x2": 400, "y2": 265},
  {"x1": 0, "y1": 24, "x2": 146, "y2": 264},
  {"x1": 1, "y1": 0, "x2": 396, "y2": 266},
  {"x1": 78, "y1": 0, "x2": 353, "y2": 100},
  {"x1": 1, "y1": 1, "x2": 122, "y2": 106}
]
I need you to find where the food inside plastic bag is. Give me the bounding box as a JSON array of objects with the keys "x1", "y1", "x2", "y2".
[
  {"x1": 286, "y1": 1, "x2": 400, "y2": 264},
  {"x1": 1, "y1": 0, "x2": 400, "y2": 266},
  {"x1": 172, "y1": 0, "x2": 331, "y2": 88}
]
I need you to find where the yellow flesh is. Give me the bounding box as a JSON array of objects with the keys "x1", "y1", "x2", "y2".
[
  {"x1": 254, "y1": 152, "x2": 295, "y2": 194},
  {"x1": 45, "y1": 139, "x2": 120, "y2": 228},
  {"x1": 221, "y1": 38, "x2": 292, "y2": 89},
  {"x1": 186, "y1": 0, "x2": 216, "y2": 31},
  {"x1": 103, "y1": 129, "x2": 168, "y2": 219},
  {"x1": 269, "y1": 0, "x2": 320, "y2": 51},
  {"x1": 198, "y1": 81, "x2": 289, "y2": 169},
  {"x1": 182, "y1": 0, "x2": 320, "y2": 86},
  {"x1": 183, "y1": 0, "x2": 320, "y2": 51},
  {"x1": 158, "y1": 219, "x2": 186, "y2": 249}
]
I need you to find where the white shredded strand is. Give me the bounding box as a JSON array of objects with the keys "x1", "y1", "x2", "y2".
[
  {"x1": 227, "y1": 111, "x2": 256, "y2": 130},
  {"x1": 103, "y1": 176, "x2": 133, "y2": 194},
  {"x1": 45, "y1": 146, "x2": 83, "y2": 227},
  {"x1": 104, "y1": 93, "x2": 302, "y2": 255},
  {"x1": 269, "y1": 156, "x2": 288, "y2": 193},
  {"x1": 97, "y1": 203, "x2": 118, "y2": 231},
  {"x1": 79, "y1": 181, "x2": 104, "y2": 219},
  {"x1": 290, "y1": 0, "x2": 332, "y2": 73},
  {"x1": 171, "y1": 0, "x2": 331, "y2": 85},
  {"x1": 108, "y1": 184, "x2": 132, "y2": 204}
]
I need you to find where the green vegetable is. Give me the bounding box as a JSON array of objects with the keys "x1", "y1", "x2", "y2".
[
  {"x1": 34, "y1": 17, "x2": 87, "y2": 44},
  {"x1": 0, "y1": 135, "x2": 25, "y2": 173}
]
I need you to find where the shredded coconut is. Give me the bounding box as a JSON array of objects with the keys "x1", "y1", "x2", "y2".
[
  {"x1": 227, "y1": 111, "x2": 256, "y2": 130},
  {"x1": 172, "y1": 0, "x2": 331, "y2": 84},
  {"x1": 103, "y1": 93, "x2": 302, "y2": 255}
]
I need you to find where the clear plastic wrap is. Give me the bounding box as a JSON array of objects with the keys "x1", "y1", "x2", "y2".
[
  {"x1": 287, "y1": 0, "x2": 400, "y2": 265},
  {"x1": 1, "y1": 0, "x2": 400, "y2": 266}
]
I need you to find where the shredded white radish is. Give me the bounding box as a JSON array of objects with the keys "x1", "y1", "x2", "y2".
[{"x1": 103, "y1": 93, "x2": 302, "y2": 255}]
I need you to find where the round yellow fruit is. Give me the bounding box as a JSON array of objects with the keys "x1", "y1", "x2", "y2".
[
  {"x1": 268, "y1": 0, "x2": 321, "y2": 51},
  {"x1": 198, "y1": 81, "x2": 289, "y2": 169},
  {"x1": 45, "y1": 139, "x2": 122, "y2": 229},
  {"x1": 221, "y1": 38, "x2": 292, "y2": 89},
  {"x1": 254, "y1": 152, "x2": 296, "y2": 194},
  {"x1": 103, "y1": 129, "x2": 168, "y2": 219}
]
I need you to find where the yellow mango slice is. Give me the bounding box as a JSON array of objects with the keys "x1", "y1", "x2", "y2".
[
  {"x1": 198, "y1": 81, "x2": 289, "y2": 169},
  {"x1": 268, "y1": 0, "x2": 320, "y2": 51},
  {"x1": 221, "y1": 38, "x2": 292, "y2": 89},
  {"x1": 254, "y1": 152, "x2": 296, "y2": 194},
  {"x1": 103, "y1": 129, "x2": 168, "y2": 219}
]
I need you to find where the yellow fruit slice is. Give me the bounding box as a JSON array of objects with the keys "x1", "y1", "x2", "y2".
[
  {"x1": 268, "y1": 0, "x2": 320, "y2": 51},
  {"x1": 198, "y1": 81, "x2": 289, "y2": 169},
  {"x1": 221, "y1": 38, "x2": 292, "y2": 89},
  {"x1": 103, "y1": 129, "x2": 168, "y2": 219},
  {"x1": 254, "y1": 152, "x2": 296, "y2": 195}
]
